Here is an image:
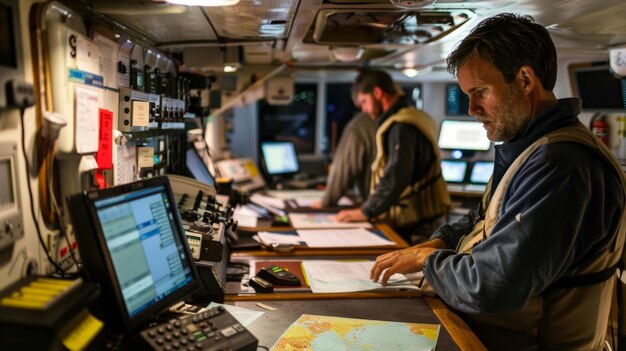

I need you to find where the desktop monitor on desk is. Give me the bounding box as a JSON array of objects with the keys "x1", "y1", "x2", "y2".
[
  {"x1": 438, "y1": 119, "x2": 491, "y2": 157},
  {"x1": 185, "y1": 147, "x2": 216, "y2": 187},
  {"x1": 260, "y1": 140, "x2": 300, "y2": 184},
  {"x1": 469, "y1": 160, "x2": 494, "y2": 184},
  {"x1": 68, "y1": 176, "x2": 200, "y2": 334},
  {"x1": 441, "y1": 159, "x2": 469, "y2": 183}
]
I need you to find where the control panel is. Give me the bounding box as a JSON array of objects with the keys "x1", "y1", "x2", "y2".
[
  {"x1": 140, "y1": 305, "x2": 258, "y2": 351},
  {"x1": 0, "y1": 142, "x2": 23, "y2": 250},
  {"x1": 167, "y1": 174, "x2": 235, "y2": 303}
]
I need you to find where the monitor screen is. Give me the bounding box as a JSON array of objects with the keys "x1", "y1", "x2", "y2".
[
  {"x1": 441, "y1": 159, "x2": 468, "y2": 183},
  {"x1": 186, "y1": 147, "x2": 215, "y2": 187},
  {"x1": 469, "y1": 161, "x2": 494, "y2": 184},
  {"x1": 0, "y1": 3, "x2": 16, "y2": 68},
  {"x1": 446, "y1": 84, "x2": 470, "y2": 116},
  {"x1": 260, "y1": 141, "x2": 300, "y2": 177},
  {"x1": 69, "y1": 177, "x2": 198, "y2": 333},
  {"x1": 438, "y1": 119, "x2": 491, "y2": 151},
  {"x1": 571, "y1": 63, "x2": 626, "y2": 111}
]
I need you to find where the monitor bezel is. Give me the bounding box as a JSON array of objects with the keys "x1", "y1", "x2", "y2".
[
  {"x1": 70, "y1": 176, "x2": 199, "y2": 334},
  {"x1": 469, "y1": 160, "x2": 495, "y2": 184},
  {"x1": 0, "y1": 0, "x2": 24, "y2": 109},
  {"x1": 437, "y1": 119, "x2": 491, "y2": 152},
  {"x1": 569, "y1": 62, "x2": 626, "y2": 112},
  {"x1": 185, "y1": 147, "x2": 215, "y2": 187},
  {"x1": 440, "y1": 159, "x2": 469, "y2": 184},
  {"x1": 259, "y1": 140, "x2": 301, "y2": 178}
]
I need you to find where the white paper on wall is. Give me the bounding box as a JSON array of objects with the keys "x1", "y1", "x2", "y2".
[{"x1": 74, "y1": 85, "x2": 100, "y2": 154}]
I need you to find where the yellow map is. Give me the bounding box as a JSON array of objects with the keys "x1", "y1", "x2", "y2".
[{"x1": 271, "y1": 314, "x2": 440, "y2": 351}]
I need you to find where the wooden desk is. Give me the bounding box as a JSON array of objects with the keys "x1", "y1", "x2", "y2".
[
  {"x1": 227, "y1": 297, "x2": 486, "y2": 351},
  {"x1": 232, "y1": 223, "x2": 408, "y2": 257}
]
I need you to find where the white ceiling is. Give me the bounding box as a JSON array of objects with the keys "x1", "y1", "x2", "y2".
[{"x1": 84, "y1": 0, "x2": 626, "y2": 73}]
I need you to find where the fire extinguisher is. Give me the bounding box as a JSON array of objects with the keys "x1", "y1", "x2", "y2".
[{"x1": 590, "y1": 114, "x2": 609, "y2": 146}]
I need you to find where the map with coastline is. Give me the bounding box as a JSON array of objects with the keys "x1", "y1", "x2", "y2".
[{"x1": 271, "y1": 314, "x2": 439, "y2": 351}]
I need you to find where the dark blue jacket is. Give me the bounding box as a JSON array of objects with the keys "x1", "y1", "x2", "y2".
[{"x1": 425, "y1": 98, "x2": 624, "y2": 313}]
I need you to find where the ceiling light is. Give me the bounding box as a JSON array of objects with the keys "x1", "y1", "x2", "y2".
[
  {"x1": 330, "y1": 47, "x2": 364, "y2": 62},
  {"x1": 223, "y1": 65, "x2": 239, "y2": 73},
  {"x1": 390, "y1": 0, "x2": 436, "y2": 9},
  {"x1": 167, "y1": 0, "x2": 240, "y2": 6},
  {"x1": 402, "y1": 66, "x2": 433, "y2": 77},
  {"x1": 402, "y1": 68, "x2": 419, "y2": 78}
]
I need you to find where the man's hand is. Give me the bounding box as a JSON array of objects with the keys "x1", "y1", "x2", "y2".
[
  {"x1": 309, "y1": 200, "x2": 322, "y2": 209},
  {"x1": 370, "y1": 239, "x2": 447, "y2": 286},
  {"x1": 335, "y1": 208, "x2": 368, "y2": 222}
]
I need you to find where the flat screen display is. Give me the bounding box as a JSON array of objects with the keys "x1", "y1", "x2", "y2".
[
  {"x1": 92, "y1": 184, "x2": 195, "y2": 318},
  {"x1": 0, "y1": 159, "x2": 14, "y2": 210},
  {"x1": 70, "y1": 177, "x2": 198, "y2": 333},
  {"x1": 571, "y1": 64, "x2": 626, "y2": 111},
  {"x1": 260, "y1": 141, "x2": 300, "y2": 176},
  {"x1": 0, "y1": 4, "x2": 16, "y2": 68},
  {"x1": 438, "y1": 119, "x2": 491, "y2": 151},
  {"x1": 469, "y1": 161, "x2": 494, "y2": 184},
  {"x1": 186, "y1": 148, "x2": 215, "y2": 187},
  {"x1": 441, "y1": 159, "x2": 468, "y2": 183}
]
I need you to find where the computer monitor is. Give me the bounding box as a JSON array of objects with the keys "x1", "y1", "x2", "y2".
[
  {"x1": 469, "y1": 161, "x2": 494, "y2": 184},
  {"x1": 260, "y1": 140, "x2": 300, "y2": 178},
  {"x1": 185, "y1": 147, "x2": 215, "y2": 187},
  {"x1": 441, "y1": 159, "x2": 469, "y2": 183},
  {"x1": 438, "y1": 119, "x2": 491, "y2": 152},
  {"x1": 570, "y1": 62, "x2": 626, "y2": 111},
  {"x1": 68, "y1": 176, "x2": 199, "y2": 334}
]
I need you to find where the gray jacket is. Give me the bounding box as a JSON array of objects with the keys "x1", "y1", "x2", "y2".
[{"x1": 322, "y1": 113, "x2": 376, "y2": 207}]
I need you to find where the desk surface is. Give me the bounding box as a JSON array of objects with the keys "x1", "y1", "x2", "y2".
[{"x1": 229, "y1": 297, "x2": 485, "y2": 351}]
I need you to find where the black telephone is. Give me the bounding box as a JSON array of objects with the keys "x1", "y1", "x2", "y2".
[{"x1": 140, "y1": 305, "x2": 258, "y2": 351}]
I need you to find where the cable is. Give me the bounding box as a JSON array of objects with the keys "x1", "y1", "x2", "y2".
[
  {"x1": 47, "y1": 150, "x2": 81, "y2": 271},
  {"x1": 19, "y1": 106, "x2": 66, "y2": 276}
]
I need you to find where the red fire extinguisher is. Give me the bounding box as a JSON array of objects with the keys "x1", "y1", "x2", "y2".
[{"x1": 590, "y1": 114, "x2": 609, "y2": 146}]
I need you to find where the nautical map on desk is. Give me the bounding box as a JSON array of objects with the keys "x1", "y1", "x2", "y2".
[
  {"x1": 288, "y1": 212, "x2": 372, "y2": 229},
  {"x1": 271, "y1": 314, "x2": 440, "y2": 351}
]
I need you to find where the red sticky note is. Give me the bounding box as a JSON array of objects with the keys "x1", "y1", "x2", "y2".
[{"x1": 96, "y1": 108, "x2": 113, "y2": 169}]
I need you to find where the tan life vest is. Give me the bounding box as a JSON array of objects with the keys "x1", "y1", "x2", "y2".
[
  {"x1": 454, "y1": 121, "x2": 626, "y2": 350},
  {"x1": 370, "y1": 108, "x2": 451, "y2": 229}
]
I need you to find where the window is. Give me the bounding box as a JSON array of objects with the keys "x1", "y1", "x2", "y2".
[
  {"x1": 446, "y1": 84, "x2": 470, "y2": 116},
  {"x1": 258, "y1": 83, "x2": 317, "y2": 154},
  {"x1": 323, "y1": 82, "x2": 422, "y2": 156}
]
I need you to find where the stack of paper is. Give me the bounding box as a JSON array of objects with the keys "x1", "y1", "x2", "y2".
[
  {"x1": 301, "y1": 260, "x2": 421, "y2": 293},
  {"x1": 288, "y1": 212, "x2": 371, "y2": 229},
  {"x1": 256, "y1": 228, "x2": 394, "y2": 248}
]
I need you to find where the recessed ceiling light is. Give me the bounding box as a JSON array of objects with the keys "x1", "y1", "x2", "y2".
[{"x1": 167, "y1": 0, "x2": 240, "y2": 6}]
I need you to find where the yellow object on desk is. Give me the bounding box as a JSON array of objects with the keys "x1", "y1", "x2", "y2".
[{"x1": 0, "y1": 276, "x2": 79, "y2": 309}]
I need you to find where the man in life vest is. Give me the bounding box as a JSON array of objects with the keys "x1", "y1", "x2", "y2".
[
  {"x1": 370, "y1": 13, "x2": 626, "y2": 350},
  {"x1": 335, "y1": 69, "x2": 451, "y2": 244}
]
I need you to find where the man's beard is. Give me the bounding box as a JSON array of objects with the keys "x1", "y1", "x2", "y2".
[{"x1": 477, "y1": 85, "x2": 531, "y2": 143}]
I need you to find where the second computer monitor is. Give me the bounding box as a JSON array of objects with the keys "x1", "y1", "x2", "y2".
[
  {"x1": 260, "y1": 140, "x2": 300, "y2": 178},
  {"x1": 469, "y1": 161, "x2": 494, "y2": 184},
  {"x1": 441, "y1": 159, "x2": 469, "y2": 183}
]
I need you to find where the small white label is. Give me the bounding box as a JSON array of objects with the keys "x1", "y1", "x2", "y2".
[{"x1": 610, "y1": 45, "x2": 626, "y2": 77}]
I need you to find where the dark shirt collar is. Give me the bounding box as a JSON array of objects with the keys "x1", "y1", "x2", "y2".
[
  {"x1": 376, "y1": 97, "x2": 410, "y2": 128},
  {"x1": 491, "y1": 98, "x2": 582, "y2": 195}
]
